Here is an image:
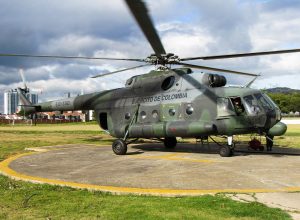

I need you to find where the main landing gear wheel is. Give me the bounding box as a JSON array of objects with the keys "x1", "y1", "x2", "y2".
[
  {"x1": 219, "y1": 145, "x2": 234, "y2": 157},
  {"x1": 164, "y1": 137, "x2": 177, "y2": 149},
  {"x1": 219, "y1": 136, "x2": 235, "y2": 157},
  {"x1": 112, "y1": 139, "x2": 127, "y2": 155}
]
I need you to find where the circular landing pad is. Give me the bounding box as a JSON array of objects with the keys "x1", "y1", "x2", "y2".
[{"x1": 1, "y1": 143, "x2": 300, "y2": 196}]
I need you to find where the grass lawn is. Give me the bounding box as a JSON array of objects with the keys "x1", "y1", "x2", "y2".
[
  {"x1": 0, "y1": 122, "x2": 296, "y2": 219},
  {"x1": 0, "y1": 123, "x2": 113, "y2": 161},
  {"x1": 275, "y1": 124, "x2": 300, "y2": 148}
]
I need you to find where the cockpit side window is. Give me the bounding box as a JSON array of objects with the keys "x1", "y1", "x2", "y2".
[
  {"x1": 243, "y1": 95, "x2": 261, "y2": 115},
  {"x1": 231, "y1": 97, "x2": 245, "y2": 115},
  {"x1": 217, "y1": 98, "x2": 236, "y2": 117}
]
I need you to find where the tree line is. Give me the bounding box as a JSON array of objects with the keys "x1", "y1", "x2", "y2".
[{"x1": 266, "y1": 92, "x2": 300, "y2": 113}]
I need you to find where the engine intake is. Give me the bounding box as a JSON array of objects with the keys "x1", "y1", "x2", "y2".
[{"x1": 208, "y1": 74, "x2": 227, "y2": 87}]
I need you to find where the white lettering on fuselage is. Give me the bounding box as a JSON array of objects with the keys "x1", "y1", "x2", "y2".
[
  {"x1": 132, "y1": 92, "x2": 188, "y2": 104},
  {"x1": 55, "y1": 101, "x2": 71, "y2": 108}
]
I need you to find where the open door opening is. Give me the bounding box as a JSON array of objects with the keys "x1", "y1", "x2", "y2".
[{"x1": 99, "y1": 112, "x2": 108, "y2": 130}]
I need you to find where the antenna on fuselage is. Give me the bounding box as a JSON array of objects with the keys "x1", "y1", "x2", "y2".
[{"x1": 244, "y1": 74, "x2": 261, "y2": 88}]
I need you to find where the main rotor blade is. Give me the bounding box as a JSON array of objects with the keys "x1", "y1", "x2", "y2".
[
  {"x1": 125, "y1": 0, "x2": 166, "y2": 56},
  {"x1": 179, "y1": 62, "x2": 258, "y2": 77},
  {"x1": 91, "y1": 64, "x2": 151, "y2": 78},
  {"x1": 0, "y1": 53, "x2": 144, "y2": 62},
  {"x1": 19, "y1": 69, "x2": 27, "y2": 89},
  {"x1": 181, "y1": 48, "x2": 300, "y2": 61}
]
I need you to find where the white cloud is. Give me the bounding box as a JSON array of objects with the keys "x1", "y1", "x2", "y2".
[
  {"x1": 158, "y1": 22, "x2": 213, "y2": 57},
  {"x1": 250, "y1": 9, "x2": 300, "y2": 50}
]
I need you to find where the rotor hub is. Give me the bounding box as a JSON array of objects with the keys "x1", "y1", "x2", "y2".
[{"x1": 145, "y1": 53, "x2": 180, "y2": 66}]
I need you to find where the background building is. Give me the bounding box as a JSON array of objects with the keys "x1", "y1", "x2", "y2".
[{"x1": 3, "y1": 89, "x2": 38, "y2": 114}]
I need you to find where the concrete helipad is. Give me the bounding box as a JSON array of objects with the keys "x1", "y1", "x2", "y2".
[{"x1": 1, "y1": 143, "x2": 300, "y2": 196}]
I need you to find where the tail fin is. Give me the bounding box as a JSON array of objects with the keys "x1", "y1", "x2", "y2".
[
  {"x1": 17, "y1": 88, "x2": 36, "y2": 115},
  {"x1": 18, "y1": 88, "x2": 32, "y2": 105}
]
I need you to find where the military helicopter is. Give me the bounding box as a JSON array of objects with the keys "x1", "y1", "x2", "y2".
[{"x1": 2, "y1": 0, "x2": 300, "y2": 157}]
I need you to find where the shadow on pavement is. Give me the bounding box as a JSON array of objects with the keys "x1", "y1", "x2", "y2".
[{"x1": 131, "y1": 142, "x2": 300, "y2": 157}]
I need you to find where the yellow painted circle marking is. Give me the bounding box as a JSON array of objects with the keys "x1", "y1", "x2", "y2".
[{"x1": 0, "y1": 151, "x2": 300, "y2": 196}]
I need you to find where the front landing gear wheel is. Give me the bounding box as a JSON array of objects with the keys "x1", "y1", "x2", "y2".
[
  {"x1": 112, "y1": 139, "x2": 127, "y2": 155},
  {"x1": 220, "y1": 145, "x2": 233, "y2": 157},
  {"x1": 164, "y1": 137, "x2": 177, "y2": 149}
]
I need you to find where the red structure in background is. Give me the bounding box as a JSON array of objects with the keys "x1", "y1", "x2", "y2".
[
  {"x1": 0, "y1": 110, "x2": 90, "y2": 124},
  {"x1": 0, "y1": 118, "x2": 82, "y2": 125}
]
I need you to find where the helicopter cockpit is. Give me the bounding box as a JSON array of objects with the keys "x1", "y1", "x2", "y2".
[
  {"x1": 218, "y1": 92, "x2": 279, "y2": 119},
  {"x1": 242, "y1": 93, "x2": 278, "y2": 115}
]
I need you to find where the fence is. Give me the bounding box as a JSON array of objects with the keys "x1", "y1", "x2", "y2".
[{"x1": 0, "y1": 118, "x2": 82, "y2": 125}]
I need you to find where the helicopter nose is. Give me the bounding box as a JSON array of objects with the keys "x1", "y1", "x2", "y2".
[{"x1": 267, "y1": 121, "x2": 287, "y2": 136}]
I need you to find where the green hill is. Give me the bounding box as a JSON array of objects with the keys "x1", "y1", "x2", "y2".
[{"x1": 264, "y1": 87, "x2": 300, "y2": 113}]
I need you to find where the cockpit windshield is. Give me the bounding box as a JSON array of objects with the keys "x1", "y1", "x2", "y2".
[
  {"x1": 262, "y1": 93, "x2": 279, "y2": 109},
  {"x1": 242, "y1": 93, "x2": 275, "y2": 115},
  {"x1": 254, "y1": 93, "x2": 273, "y2": 110}
]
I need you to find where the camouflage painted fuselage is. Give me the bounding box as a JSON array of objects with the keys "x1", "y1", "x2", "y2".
[{"x1": 33, "y1": 68, "x2": 284, "y2": 138}]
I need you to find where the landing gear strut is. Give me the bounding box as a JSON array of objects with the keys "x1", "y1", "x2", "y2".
[
  {"x1": 266, "y1": 135, "x2": 274, "y2": 151},
  {"x1": 112, "y1": 104, "x2": 139, "y2": 155},
  {"x1": 219, "y1": 136, "x2": 235, "y2": 157}
]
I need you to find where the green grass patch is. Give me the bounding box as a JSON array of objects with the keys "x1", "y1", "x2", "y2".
[
  {"x1": 0, "y1": 175, "x2": 291, "y2": 220},
  {"x1": 0, "y1": 130, "x2": 102, "y2": 135},
  {"x1": 0, "y1": 123, "x2": 112, "y2": 160}
]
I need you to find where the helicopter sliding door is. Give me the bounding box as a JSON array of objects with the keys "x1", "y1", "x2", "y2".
[{"x1": 95, "y1": 110, "x2": 115, "y2": 136}]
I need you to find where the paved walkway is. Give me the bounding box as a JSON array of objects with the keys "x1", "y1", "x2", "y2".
[{"x1": 282, "y1": 119, "x2": 300, "y2": 124}]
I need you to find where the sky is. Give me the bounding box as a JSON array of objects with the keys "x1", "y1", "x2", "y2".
[{"x1": 1, "y1": 0, "x2": 300, "y2": 113}]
